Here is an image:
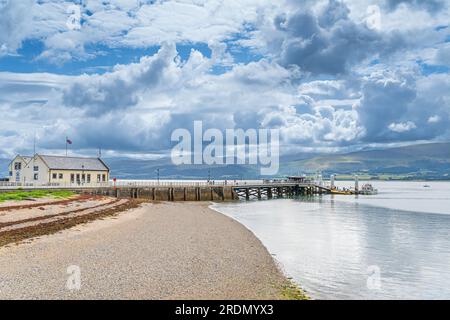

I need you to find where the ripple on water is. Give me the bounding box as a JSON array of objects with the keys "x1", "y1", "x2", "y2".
[{"x1": 212, "y1": 182, "x2": 450, "y2": 299}]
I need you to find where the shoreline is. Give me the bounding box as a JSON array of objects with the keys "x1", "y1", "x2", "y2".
[
  {"x1": 208, "y1": 202, "x2": 310, "y2": 299},
  {"x1": 0, "y1": 201, "x2": 307, "y2": 300}
]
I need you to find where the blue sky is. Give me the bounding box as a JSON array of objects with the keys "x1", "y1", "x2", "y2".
[{"x1": 0, "y1": 0, "x2": 449, "y2": 159}]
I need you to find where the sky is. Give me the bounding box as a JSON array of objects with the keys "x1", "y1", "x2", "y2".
[{"x1": 0, "y1": 0, "x2": 449, "y2": 159}]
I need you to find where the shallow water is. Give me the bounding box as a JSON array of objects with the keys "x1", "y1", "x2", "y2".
[{"x1": 212, "y1": 181, "x2": 450, "y2": 299}]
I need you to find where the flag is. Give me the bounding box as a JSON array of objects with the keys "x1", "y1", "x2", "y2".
[{"x1": 65, "y1": 137, "x2": 72, "y2": 157}]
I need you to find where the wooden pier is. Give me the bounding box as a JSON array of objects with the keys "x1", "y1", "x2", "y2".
[
  {"x1": 87, "y1": 181, "x2": 332, "y2": 201},
  {"x1": 232, "y1": 182, "x2": 331, "y2": 201},
  {"x1": 0, "y1": 180, "x2": 333, "y2": 202}
]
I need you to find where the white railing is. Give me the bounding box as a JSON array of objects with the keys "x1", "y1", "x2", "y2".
[
  {"x1": 0, "y1": 181, "x2": 111, "y2": 190},
  {"x1": 0, "y1": 178, "x2": 325, "y2": 190},
  {"x1": 112, "y1": 179, "x2": 263, "y2": 187},
  {"x1": 0, "y1": 179, "x2": 263, "y2": 190}
]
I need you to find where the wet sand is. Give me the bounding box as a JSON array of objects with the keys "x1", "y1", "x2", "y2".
[{"x1": 0, "y1": 202, "x2": 299, "y2": 300}]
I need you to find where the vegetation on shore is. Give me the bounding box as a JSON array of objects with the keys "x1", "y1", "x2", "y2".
[
  {"x1": 0, "y1": 190, "x2": 74, "y2": 203},
  {"x1": 279, "y1": 280, "x2": 309, "y2": 300}
]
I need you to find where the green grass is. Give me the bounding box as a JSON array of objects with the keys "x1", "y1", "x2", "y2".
[{"x1": 0, "y1": 190, "x2": 75, "y2": 203}]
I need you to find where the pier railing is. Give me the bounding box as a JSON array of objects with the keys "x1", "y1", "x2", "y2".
[
  {"x1": 0, "y1": 179, "x2": 330, "y2": 190},
  {"x1": 0, "y1": 179, "x2": 263, "y2": 190}
]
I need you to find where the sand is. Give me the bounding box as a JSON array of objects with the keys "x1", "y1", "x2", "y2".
[{"x1": 0, "y1": 202, "x2": 293, "y2": 300}]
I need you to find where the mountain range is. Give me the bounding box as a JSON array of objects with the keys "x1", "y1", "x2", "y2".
[{"x1": 1, "y1": 142, "x2": 449, "y2": 180}]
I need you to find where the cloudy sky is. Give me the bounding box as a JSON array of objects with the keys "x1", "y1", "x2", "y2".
[{"x1": 0, "y1": 0, "x2": 449, "y2": 159}]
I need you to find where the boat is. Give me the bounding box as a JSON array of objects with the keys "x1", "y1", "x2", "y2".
[
  {"x1": 423, "y1": 185, "x2": 431, "y2": 188},
  {"x1": 330, "y1": 189, "x2": 354, "y2": 195},
  {"x1": 359, "y1": 183, "x2": 378, "y2": 195}
]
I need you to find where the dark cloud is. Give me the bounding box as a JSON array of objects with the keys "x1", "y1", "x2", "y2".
[
  {"x1": 318, "y1": 0, "x2": 350, "y2": 28},
  {"x1": 358, "y1": 73, "x2": 416, "y2": 142},
  {"x1": 275, "y1": 0, "x2": 406, "y2": 75},
  {"x1": 358, "y1": 71, "x2": 450, "y2": 143}
]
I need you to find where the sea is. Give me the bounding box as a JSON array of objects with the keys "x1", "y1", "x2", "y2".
[{"x1": 211, "y1": 181, "x2": 450, "y2": 299}]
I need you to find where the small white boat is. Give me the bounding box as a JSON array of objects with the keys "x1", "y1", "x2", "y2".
[{"x1": 359, "y1": 183, "x2": 378, "y2": 195}]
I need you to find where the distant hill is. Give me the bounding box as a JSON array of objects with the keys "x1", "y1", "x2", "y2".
[
  {"x1": 1, "y1": 142, "x2": 449, "y2": 181},
  {"x1": 104, "y1": 142, "x2": 450, "y2": 180},
  {"x1": 281, "y1": 142, "x2": 450, "y2": 180},
  {"x1": 0, "y1": 158, "x2": 9, "y2": 179},
  {"x1": 104, "y1": 157, "x2": 260, "y2": 180}
]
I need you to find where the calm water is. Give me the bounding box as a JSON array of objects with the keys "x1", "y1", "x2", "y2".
[{"x1": 211, "y1": 181, "x2": 450, "y2": 300}]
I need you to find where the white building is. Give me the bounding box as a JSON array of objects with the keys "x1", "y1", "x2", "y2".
[{"x1": 8, "y1": 154, "x2": 110, "y2": 185}]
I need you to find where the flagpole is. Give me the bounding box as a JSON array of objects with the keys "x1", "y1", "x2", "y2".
[{"x1": 33, "y1": 132, "x2": 36, "y2": 155}]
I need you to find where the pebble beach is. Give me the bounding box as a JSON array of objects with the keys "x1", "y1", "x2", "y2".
[{"x1": 0, "y1": 201, "x2": 301, "y2": 299}]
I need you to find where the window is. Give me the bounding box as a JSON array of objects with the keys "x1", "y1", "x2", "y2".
[
  {"x1": 97, "y1": 174, "x2": 101, "y2": 182},
  {"x1": 34, "y1": 166, "x2": 39, "y2": 172},
  {"x1": 87, "y1": 174, "x2": 91, "y2": 183},
  {"x1": 76, "y1": 174, "x2": 80, "y2": 183},
  {"x1": 34, "y1": 173, "x2": 38, "y2": 181},
  {"x1": 59, "y1": 173, "x2": 63, "y2": 179},
  {"x1": 82, "y1": 174, "x2": 86, "y2": 183},
  {"x1": 9, "y1": 171, "x2": 12, "y2": 177},
  {"x1": 102, "y1": 174, "x2": 106, "y2": 182},
  {"x1": 14, "y1": 162, "x2": 21, "y2": 170},
  {"x1": 71, "y1": 174, "x2": 75, "y2": 183},
  {"x1": 52, "y1": 173, "x2": 57, "y2": 179}
]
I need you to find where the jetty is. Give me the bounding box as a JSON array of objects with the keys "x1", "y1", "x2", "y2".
[{"x1": 0, "y1": 175, "x2": 376, "y2": 201}]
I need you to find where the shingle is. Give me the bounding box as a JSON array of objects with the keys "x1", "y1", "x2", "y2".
[{"x1": 39, "y1": 155, "x2": 109, "y2": 171}]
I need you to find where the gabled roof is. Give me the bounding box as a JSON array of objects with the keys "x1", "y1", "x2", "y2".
[
  {"x1": 38, "y1": 155, "x2": 109, "y2": 171},
  {"x1": 9, "y1": 155, "x2": 33, "y2": 167}
]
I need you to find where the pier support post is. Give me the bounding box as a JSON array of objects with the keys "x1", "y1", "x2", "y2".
[
  {"x1": 267, "y1": 188, "x2": 273, "y2": 199},
  {"x1": 231, "y1": 189, "x2": 237, "y2": 200},
  {"x1": 245, "y1": 188, "x2": 250, "y2": 201}
]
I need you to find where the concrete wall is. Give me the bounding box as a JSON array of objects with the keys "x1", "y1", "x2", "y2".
[
  {"x1": 0, "y1": 186, "x2": 237, "y2": 202},
  {"x1": 84, "y1": 186, "x2": 237, "y2": 202}
]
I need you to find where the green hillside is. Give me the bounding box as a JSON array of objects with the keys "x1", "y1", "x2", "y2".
[
  {"x1": 281, "y1": 142, "x2": 450, "y2": 180},
  {"x1": 1, "y1": 142, "x2": 449, "y2": 181}
]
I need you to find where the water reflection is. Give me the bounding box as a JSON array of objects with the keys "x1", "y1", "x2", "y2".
[{"x1": 212, "y1": 182, "x2": 450, "y2": 299}]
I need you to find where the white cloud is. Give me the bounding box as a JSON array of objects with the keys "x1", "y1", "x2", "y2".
[
  {"x1": 1, "y1": 0, "x2": 450, "y2": 159},
  {"x1": 0, "y1": 0, "x2": 35, "y2": 56},
  {"x1": 428, "y1": 115, "x2": 441, "y2": 123},
  {"x1": 1, "y1": 0, "x2": 276, "y2": 62},
  {"x1": 388, "y1": 121, "x2": 417, "y2": 132}
]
